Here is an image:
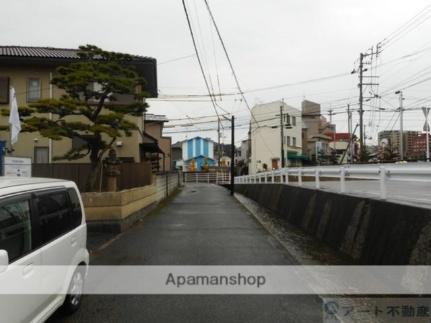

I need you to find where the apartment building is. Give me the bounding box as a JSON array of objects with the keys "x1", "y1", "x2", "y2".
[{"x1": 250, "y1": 100, "x2": 302, "y2": 174}]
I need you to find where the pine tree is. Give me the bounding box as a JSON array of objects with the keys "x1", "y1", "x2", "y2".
[{"x1": 2, "y1": 45, "x2": 149, "y2": 190}]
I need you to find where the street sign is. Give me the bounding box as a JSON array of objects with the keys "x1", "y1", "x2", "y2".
[{"x1": 3, "y1": 156, "x2": 32, "y2": 177}]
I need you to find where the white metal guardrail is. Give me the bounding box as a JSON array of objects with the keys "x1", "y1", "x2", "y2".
[
  {"x1": 184, "y1": 172, "x2": 231, "y2": 184},
  {"x1": 234, "y1": 164, "x2": 431, "y2": 200}
]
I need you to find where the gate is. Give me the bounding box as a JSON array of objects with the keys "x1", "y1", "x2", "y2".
[{"x1": 183, "y1": 172, "x2": 230, "y2": 184}]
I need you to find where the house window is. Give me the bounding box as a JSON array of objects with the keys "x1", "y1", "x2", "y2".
[
  {"x1": 0, "y1": 76, "x2": 9, "y2": 104},
  {"x1": 284, "y1": 114, "x2": 291, "y2": 125},
  {"x1": 34, "y1": 147, "x2": 49, "y2": 164},
  {"x1": 27, "y1": 78, "x2": 41, "y2": 102},
  {"x1": 292, "y1": 116, "x2": 297, "y2": 126},
  {"x1": 293, "y1": 137, "x2": 297, "y2": 147},
  {"x1": 286, "y1": 136, "x2": 291, "y2": 146}
]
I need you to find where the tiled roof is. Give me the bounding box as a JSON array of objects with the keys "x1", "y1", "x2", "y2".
[
  {"x1": 0, "y1": 46, "x2": 80, "y2": 59},
  {"x1": 0, "y1": 46, "x2": 154, "y2": 61}
]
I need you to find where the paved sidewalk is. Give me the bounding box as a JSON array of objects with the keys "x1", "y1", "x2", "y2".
[{"x1": 49, "y1": 184, "x2": 322, "y2": 323}]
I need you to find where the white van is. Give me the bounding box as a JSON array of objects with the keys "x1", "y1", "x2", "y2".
[{"x1": 0, "y1": 177, "x2": 89, "y2": 323}]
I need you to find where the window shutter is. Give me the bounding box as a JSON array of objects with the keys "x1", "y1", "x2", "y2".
[{"x1": 0, "y1": 76, "x2": 9, "y2": 104}]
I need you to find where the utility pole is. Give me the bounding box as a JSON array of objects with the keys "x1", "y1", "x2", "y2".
[
  {"x1": 357, "y1": 50, "x2": 379, "y2": 162},
  {"x1": 217, "y1": 119, "x2": 221, "y2": 166},
  {"x1": 395, "y1": 90, "x2": 404, "y2": 161},
  {"x1": 328, "y1": 108, "x2": 335, "y2": 151},
  {"x1": 364, "y1": 125, "x2": 367, "y2": 148},
  {"x1": 358, "y1": 53, "x2": 365, "y2": 161},
  {"x1": 347, "y1": 104, "x2": 353, "y2": 163},
  {"x1": 230, "y1": 115, "x2": 235, "y2": 195},
  {"x1": 422, "y1": 107, "x2": 430, "y2": 162},
  {"x1": 279, "y1": 103, "x2": 285, "y2": 168}
]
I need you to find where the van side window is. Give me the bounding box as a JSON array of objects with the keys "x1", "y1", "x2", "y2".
[
  {"x1": 37, "y1": 191, "x2": 71, "y2": 244},
  {"x1": 67, "y1": 188, "x2": 82, "y2": 228},
  {"x1": 0, "y1": 200, "x2": 32, "y2": 262}
]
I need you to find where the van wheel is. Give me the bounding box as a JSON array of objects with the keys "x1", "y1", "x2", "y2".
[{"x1": 62, "y1": 266, "x2": 85, "y2": 314}]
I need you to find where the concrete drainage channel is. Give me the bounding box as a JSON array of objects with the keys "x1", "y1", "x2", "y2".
[{"x1": 233, "y1": 187, "x2": 428, "y2": 323}]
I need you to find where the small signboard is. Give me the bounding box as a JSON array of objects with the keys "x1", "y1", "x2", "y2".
[{"x1": 3, "y1": 156, "x2": 32, "y2": 177}]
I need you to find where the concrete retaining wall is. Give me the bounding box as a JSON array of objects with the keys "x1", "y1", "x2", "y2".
[
  {"x1": 235, "y1": 184, "x2": 431, "y2": 265},
  {"x1": 83, "y1": 173, "x2": 181, "y2": 233}
]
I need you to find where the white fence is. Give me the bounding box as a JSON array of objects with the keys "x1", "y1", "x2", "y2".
[
  {"x1": 183, "y1": 172, "x2": 231, "y2": 184},
  {"x1": 235, "y1": 164, "x2": 431, "y2": 200}
]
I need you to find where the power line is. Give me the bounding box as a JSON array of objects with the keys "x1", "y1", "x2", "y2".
[
  {"x1": 380, "y1": 4, "x2": 431, "y2": 51},
  {"x1": 157, "y1": 54, "x2": 196, "y2": 65},
  {"x1": 203, "y1": 0, "x2": 278, "y2": 158},
  {"x1": 181, "y1": 0, "x2": 228, "y2": 120},
  {"x1": 203, "y1": 0, "x2": 255, "y2": 125}
]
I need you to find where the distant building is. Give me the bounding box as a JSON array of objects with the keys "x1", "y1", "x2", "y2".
[
  {"x1": 250, "y1": 100, "x2": 303, "y2": 174},
  {"x1": 213, "y1": 143, "x2": 234, "y2": 163},
  {"x1": 328, "y1": 133, "x2": 356, "y2": 164},
  {"x1": 219, "y1": 156, "x2": 231, "y2": 167},
  {"x1": 140, "y1": 114, "x2": 171, "y2": 172},
  {"x1": 171, "y1": 141, "x2": 182, "y2": 170},
  {"x1": 234, "y1": 138, "x2": 250, "y2": 174},
  {"x1": 409, "y1": 133, "x2": 431, "y2": 160},
  {"x1": 378, "y1": 130, "x2": 419, "y2": 160},
  {"x1": 302, "y1": 100, "x2": 337, "y2": 164},
  {"x1": 181, "y1": 136, "x2": 216, "y2": 171}
]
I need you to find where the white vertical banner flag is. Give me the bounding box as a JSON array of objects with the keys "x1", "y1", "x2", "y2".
[{"x1": 8, "y1": 87, "x2": 21, "y2": 145}]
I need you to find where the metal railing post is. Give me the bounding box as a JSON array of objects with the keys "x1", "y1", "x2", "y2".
[
  {"x1": 285, "y1": 169, "x2": 289, "y2": 184},
  {"x1": 265, "y1": 172, "x2": 268, "y2": 183},
  {"x1": 315, "y1": 169, "x2": 320, "y2": 189},
  {"x1": 298, "y1": 170, "x2": 303, "y2": 186},
  {"x1": 271, "y1": 171, "x2": 275, "y2": 183},
  {"x1": 340, "y1": 167, "x2": 346, "y2": 193},
  {"x1": 380, "y1": 166, "x2": 388, "y2": 200}
]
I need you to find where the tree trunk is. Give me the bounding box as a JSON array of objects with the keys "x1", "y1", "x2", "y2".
[
  {"x1": 86, "y1": 162, "x2": 101, "y2": 192},
  {"x1": 86, "y1": 148, "x2": 101, "y2": 192}
]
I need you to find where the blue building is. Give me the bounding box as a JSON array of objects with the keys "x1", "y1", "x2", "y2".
[{"x1": 181, "y1": 137, "x2": 216, "y2": 171}]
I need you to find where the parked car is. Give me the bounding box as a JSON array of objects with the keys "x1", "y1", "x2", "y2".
[{"x1": 0, "y1": 177, "x2": 89, "y2": 323}]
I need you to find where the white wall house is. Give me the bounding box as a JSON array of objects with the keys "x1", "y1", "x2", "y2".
[{"x1": 250, "y1": 101, "x2": 302, "y2": 175}]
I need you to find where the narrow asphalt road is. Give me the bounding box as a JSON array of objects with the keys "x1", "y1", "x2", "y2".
[{"x1": 49, "y1": 184, "x2": 322, "y2": 323}]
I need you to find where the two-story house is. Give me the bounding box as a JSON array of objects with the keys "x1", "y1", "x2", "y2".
[
  {"x1": 0, "y1": 46, "x2": 157, "y2": 164},
  {"x1": 140, "y1": 114, "x2": 172, "y2": 172},
  {"x1": 181, "y1": 136, "x2": 216, "y2": 171}
]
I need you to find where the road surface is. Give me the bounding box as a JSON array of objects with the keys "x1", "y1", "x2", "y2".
[{"x1": 49, "y1": 184, "x2": 322, "y2": 323}]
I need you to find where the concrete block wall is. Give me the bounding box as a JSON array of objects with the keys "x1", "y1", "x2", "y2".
[
  {"x1": 83, "y1": 172, "x2": 182, "y2": 232},
  {"x1": 235, "y1": 184, "x2": 431, "y2": 265},
  {"x1": 154, "y1": 173, "x2": 182, "y2": 203}
]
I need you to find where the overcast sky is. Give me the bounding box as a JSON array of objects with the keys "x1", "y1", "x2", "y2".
[{"x1": 2, "y1": 0, "x2": 431, "y2": 145}]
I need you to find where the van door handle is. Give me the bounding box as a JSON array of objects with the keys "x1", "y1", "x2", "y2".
[{"x1": 22, "y1": 263, "x2": 33, "y2": 277}]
